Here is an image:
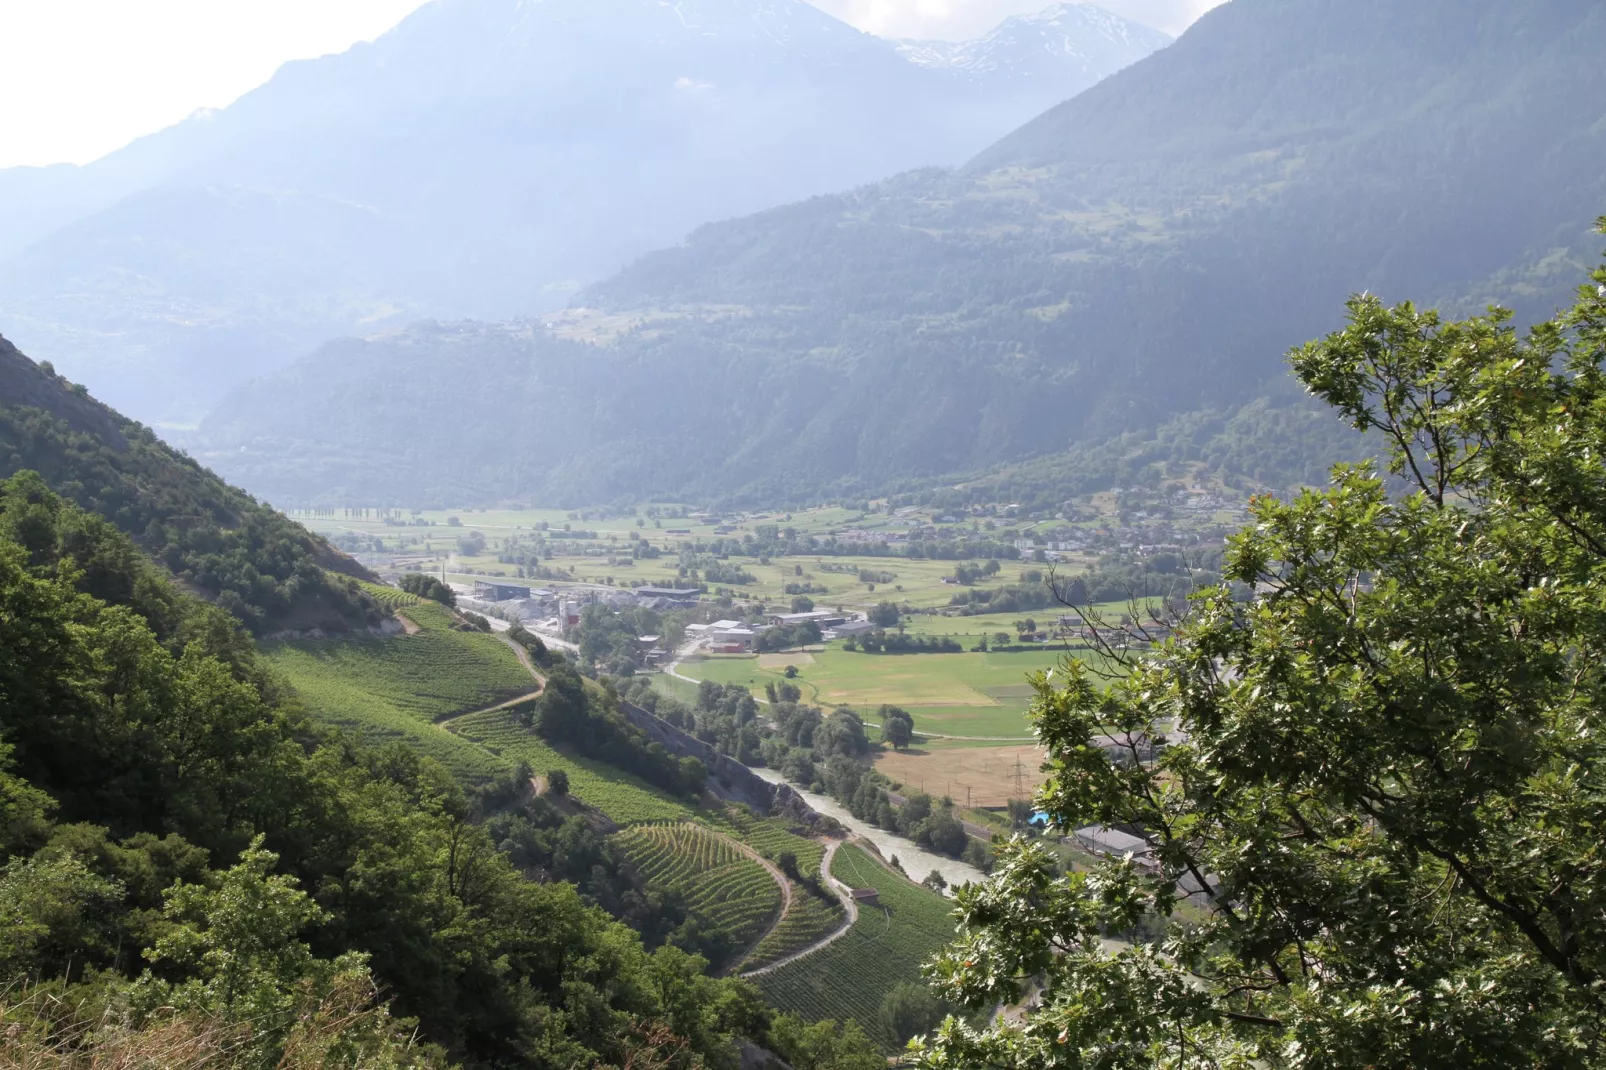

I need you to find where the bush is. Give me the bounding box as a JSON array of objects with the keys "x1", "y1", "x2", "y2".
[
  {"x1": 878, "y1": 982, "x2": 947, "y2": 1045},
  {"x1": 399, "y1": 573, "x2": 456, "y2": 607},
  {"x1": 546, "y1": 769, "x2": 569, "y2": 796}
]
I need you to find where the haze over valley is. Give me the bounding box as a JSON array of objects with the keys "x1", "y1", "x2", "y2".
[
  {"x1": 0, "y1": 0, "x2": 1169, "y2": 426},
  {"x1": 3, "y1": 2, "x2": 1606, "y2": 1067}
]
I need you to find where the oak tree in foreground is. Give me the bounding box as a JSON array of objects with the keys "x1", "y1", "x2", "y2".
[{"x1": 916, "y1": 226, "x2": 1606, "y2": 1069}]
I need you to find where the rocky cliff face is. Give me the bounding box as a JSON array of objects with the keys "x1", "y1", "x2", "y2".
[{"x1": 620, "y1": 699, "x2": 834, "y2": 831}]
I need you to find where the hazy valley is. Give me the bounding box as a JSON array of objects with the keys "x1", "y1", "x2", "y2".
[{"x1": 3, "y1": 0, "x2": 1605, "y2": 1066}]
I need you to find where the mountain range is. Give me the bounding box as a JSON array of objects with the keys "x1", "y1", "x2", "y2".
[
  {"x1": 0, "y1": 0, "x2": 1168, "y2": 427},
  {"x1": 193, "y1": 0, "x2": 1606, "y2": 509}
]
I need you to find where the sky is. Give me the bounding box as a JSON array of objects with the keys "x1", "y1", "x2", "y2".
[{"x1": 0, "y1": 0, "x2": 1225, "y2": 170}]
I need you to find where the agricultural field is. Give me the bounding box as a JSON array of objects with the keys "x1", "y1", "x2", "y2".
[
  {"x1": 677, "y1": 645, "x2": 1091, "y2": 739},
  {"x1": 263, "y1": 601, "x2": 536, "y2": 782},
  {"x1": 359, "y1": 579, "x2": 424, "y2": 609},
  {"x1": 874, "y1": 744, "x2": 1051, "y2": 808},
  {"x1": 756, "y1": 843, "x2": 959, "y2": 1050},
  {"x1": 613, "y1": 823, "x2": 783, "y2": 968},
  {"x1": 741, "y1": 887, "x2": 844, "y2": 972},
  {"x1": 899, "y1": 600, "x2": 1163, "y2": 639},
  {"x1": 450, "y1": 708, "x2": 700, "y2": 825},
  {"x1": 289, "y1": 502, "x2": 1100, "y2": 614}
]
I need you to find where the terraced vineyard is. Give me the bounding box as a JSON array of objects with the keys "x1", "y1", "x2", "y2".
[
  {"x1": 263, "y1": 602, "x2": 533, "y2": 783},
  {"x1": 614, "y1": 823, "x2": 783, "y2": 965},
  {"x1": 740, "y1": 887, "x2": 844, "y2": 972},
  {"x1": 756, "y1": 843, "x2": 958, "y2": 1050},
  {"x1": 360, "y1": 580, "x2": 423, "y2": 608},
  {"x1": 714, "y1": 810, "x2": 826, "y2": 880},
  {"x1": 451, "y1": 709, "x2": 698, "y2": 824}
]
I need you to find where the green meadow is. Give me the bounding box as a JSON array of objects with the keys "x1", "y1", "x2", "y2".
[{"x1": 676, "y1": 643, "x2": 1100, "y2": 738}]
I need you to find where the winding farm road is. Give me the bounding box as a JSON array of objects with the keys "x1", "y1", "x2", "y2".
[{"x1": 739, "y1": 839, "x2": 860, "y2": 979}]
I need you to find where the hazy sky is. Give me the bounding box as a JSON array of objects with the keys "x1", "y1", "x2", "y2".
[{"x1": 0, "y1": 0, "x2": 1225, "y2": 170}]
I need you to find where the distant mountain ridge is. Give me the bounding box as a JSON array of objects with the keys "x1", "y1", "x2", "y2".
[
  {"x1": 898, "y1": 3, "x2": 1170, "y2": 87},
  {"x1": 194, "y1": 0, "x2": 1606, "y2": 509},
  {"x1": 0, "y1": 0, "x2": 1167, "y2": 427}
]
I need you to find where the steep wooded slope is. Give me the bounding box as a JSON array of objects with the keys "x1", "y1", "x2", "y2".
[{"x1": 0, "y1": 333, "x2": 380, "y2": 632}]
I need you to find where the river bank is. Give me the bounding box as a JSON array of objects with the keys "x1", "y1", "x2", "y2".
[{"x1": 749, "y1": 767, "x2": 989, "y2": 891}]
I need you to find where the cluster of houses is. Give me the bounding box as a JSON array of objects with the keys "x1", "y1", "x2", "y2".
[
  {"x1": 685, "y1": 609, "x2": 877, "y2": 653},
  {"x1": 453, "y1": 578, "x2": 880, "y2": 654}
]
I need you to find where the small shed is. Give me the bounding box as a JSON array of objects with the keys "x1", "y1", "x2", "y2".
[{"x1": 849, "y1": 888, "x2": 880, "y2": 906}]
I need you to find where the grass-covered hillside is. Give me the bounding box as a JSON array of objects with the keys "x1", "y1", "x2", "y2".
[
  {"x1": 0, "y1": 332, "x2": 382, "y2": 633},
  {"x1": 261, "y1": 600, "x2": 538, "y2": 782}
]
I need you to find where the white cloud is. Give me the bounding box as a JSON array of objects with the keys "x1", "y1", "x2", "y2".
[
  {"x1": 809, "y1": 0, "x2": 1227, "y2": 40},
  {"x1": 0, "y1": 0, "x2": 429, "y2": 169}
]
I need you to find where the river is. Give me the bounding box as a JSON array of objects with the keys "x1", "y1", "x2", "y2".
[{"x1": 749, "y1": 767, "x2": 990, "y2": 892}]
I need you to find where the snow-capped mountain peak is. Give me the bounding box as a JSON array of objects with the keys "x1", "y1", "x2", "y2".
[{"x1": 899, "y1": 2, "x2": 1171, "y2": 85}]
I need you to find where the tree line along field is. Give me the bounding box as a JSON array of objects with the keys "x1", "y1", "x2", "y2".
[
  {"x1": 262, "y1": 600, "x2": 536, "y2": 782},
  {"x1": 756, "y1": 843, "x2": 959, "y2": 1050},
  {"x1": 678, "y1": 645, "x2": 1092, "y2": 739},
  {"x1": 612, "y1": 823, "x2": 784, "y2": 968}
]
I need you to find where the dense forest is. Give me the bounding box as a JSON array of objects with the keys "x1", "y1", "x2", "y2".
[{"x1": 0, "y1": 334, "x2": 381, "y2": 634}]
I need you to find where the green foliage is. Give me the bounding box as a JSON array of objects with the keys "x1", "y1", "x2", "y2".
[
  {"x1": 758, "y1": 845, "x2": 956, "y2": 1050},
  {"x1": 134, "y1": 835, "x2": 363, "y2": 1042},
  {"x1": 879, "y1": 981, "x2": 949, "y2": 1047},
  {"x1": 397, "y1": 572, "x2": 455, "y2": 607},
  {"x1": 916, "y1": 241, "x2": 1606, "y2": 1068},
  {"x1": 0, "y1": 481, "x2": 770, "y2": 1067},
  {"x1": 0, "y1": 339, "x2": 381, "y2": 633},
  {"x1": 879, "y1": 706, "x2": 914, "y2": 750},
  {"x1": 766, "y1": 1013, "x2": 885, "y2": 1070}
]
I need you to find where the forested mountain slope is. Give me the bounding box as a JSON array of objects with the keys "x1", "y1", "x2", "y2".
[
  {"x1": 0, "y1": 0, "x2": 1167, "y2": 426},
  {"x1": 198, "y1": 0, "x2": 1606, "y2": 508},
  {"x1": 0, "y1": 333, "x2": 380, "y2": 633},
  {"x1": 0, "y1": 476, "x2": 777, "y2": 1067}
]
